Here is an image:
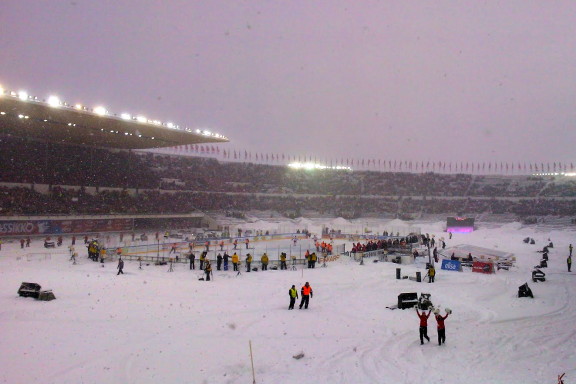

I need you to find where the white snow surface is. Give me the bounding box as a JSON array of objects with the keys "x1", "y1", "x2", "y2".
[{"x1": 0, "y1": 219, "x2": 575, "y2": 384}]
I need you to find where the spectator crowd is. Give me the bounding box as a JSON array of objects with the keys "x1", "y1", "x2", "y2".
[{"x1": 1, "y1": 136, "x2": 576, "y2": 218}]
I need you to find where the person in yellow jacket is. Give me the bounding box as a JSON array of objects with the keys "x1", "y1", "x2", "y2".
[
  {"x1": 261, "y1": 253, "x2": 269, "y2": 271},
  {"x1": 204, "y1": 260, "x2": 212, "y2": 281},
  {"x1": 288, "y1": 284, "x2": 298, "y2": 310},
  {"x1": 280, "y1": 252, "x2": 287, "y2": 270},
  {"x1": 199, "y1": 251, "x2": 206, "y2": 270},
  {"x1": 232, "y1": 252, "x2": 239, "y2": 271},
  {"x1": 246, "y1": 253, "x2": 253, "y2": 272},
  {"x1": 427, "y1": 265, "x2": 436, "y2": 283},
  {"x1": 310, "y1": 252, "x2": 318, "y2": 268},
  {"x1": 99, "y1": 248, "x2": 107, "y2": 266}
]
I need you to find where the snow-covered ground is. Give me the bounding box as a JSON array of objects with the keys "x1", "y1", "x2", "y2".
[{"x1": 0, "y1": 219, "x2": 574, "y2": 384}]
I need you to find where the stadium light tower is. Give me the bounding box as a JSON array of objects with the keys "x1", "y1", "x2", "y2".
[{"x1": 47, "y1": 95, "x2": 60, "y2": 107}]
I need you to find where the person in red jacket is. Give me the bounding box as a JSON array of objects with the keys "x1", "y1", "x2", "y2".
[
  {"x1": 435, "y1": 309, "x2": 451, "y2": 345},
  {"x1": 416, "y1": 308, "x2": 432, "y2": 344}
]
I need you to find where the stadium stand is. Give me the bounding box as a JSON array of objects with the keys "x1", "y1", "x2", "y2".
[{"x1": 1, "y1": 136, "x2": 576, "y2": 220}]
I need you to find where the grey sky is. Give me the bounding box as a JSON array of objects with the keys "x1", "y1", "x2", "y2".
[{"x1": 1, "y1": 1, "x2": 575, "y2": 165}]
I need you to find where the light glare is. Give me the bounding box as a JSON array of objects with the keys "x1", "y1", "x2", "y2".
[
  {"x1": 93, "y1": 106, "x2": 107, "y2": 115},
  {"x1": 47, "y1": 95, "x2": 60, "y2": 107}
]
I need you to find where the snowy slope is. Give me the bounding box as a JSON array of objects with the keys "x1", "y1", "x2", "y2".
[{"x1": 0, "y1": 220, "x2": 574, "y2": 384}]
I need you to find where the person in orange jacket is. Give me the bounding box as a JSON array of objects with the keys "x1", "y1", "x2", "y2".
[{"x1": 299, "y1": 282, "x2": 313, "y2": 309}]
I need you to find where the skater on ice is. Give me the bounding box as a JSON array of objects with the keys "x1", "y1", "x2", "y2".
[{"x1": 117, "y1": 258, "x2": 124, "y2": 275}]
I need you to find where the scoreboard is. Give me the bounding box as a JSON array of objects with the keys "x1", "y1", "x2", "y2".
[{"x1": 446, "y1": 217, "x2": 475, "y2": 233}]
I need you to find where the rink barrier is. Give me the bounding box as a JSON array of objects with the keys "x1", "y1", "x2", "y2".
[{"x1": 100, "y1": 251, "x2": 340, "y2": 267}]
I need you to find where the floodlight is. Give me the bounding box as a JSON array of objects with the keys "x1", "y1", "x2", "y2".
[
  {"x1": 166, "y1": 122, "x2": 174, "y2": 128},
  {"x1": 0, "y1": 86, "x2": 4, "y2": 95},
  {"x1": 18, "y1": 91, "x2": 28, "y2": 101},
  {"x1": 136, "y1": 116, "x2": 147, "y2": 123},
  {"x1": 75, "y1": 104, "x2": 83, "y2": 110},
  {"x1": 47, "y1": 95, "x2": 60, "y2": 107},
  {"x1": 120, "y1": 113, "x2": 131, "y2": 120},
  {"x1": 93, "y1": 106, "x2": 107, "y2": 115}
]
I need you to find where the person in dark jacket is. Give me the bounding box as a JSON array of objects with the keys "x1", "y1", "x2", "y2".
[
  {"x1": 245, "y1": 253, "x2": 252, "y2": 272},
  {"x1": 216, "y1": 253, "x2": 223, "y2": 271},
  {"x1": 288, "y1": 285, "x2": 298, "y2": 310},
  {"x1": 435, "y1": 309, "x2": 450, "y2": 345},
  {"x1": 117, "y1": 258, "x2": 124, "y2": 275},
  {"x1": 223, "y1": 252, "x2": 229, "y2": 271},
  {"x1": 416, "y1": 308, "x2": 432, "y2": 344},
  {"x1": 188, "y1": 252, "x2": 195, "y2": 270}
]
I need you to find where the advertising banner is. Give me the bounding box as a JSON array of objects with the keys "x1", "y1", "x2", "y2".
[
  {"x1": 472, "y1": 261, "x2": 494, "y2": 274},
  {"x1": 0, "y1": 219, "x2": 133, "y2": 236},
  {"x1": 441, "y1": 259, "x2": 462, "y2": 272}
]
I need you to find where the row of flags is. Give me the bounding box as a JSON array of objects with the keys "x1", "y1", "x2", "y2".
[{"x1": 159, "y1": 144, "x2": 574, "y2": 174}]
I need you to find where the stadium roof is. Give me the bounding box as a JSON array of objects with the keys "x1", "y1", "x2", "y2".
[{"x1": 0, "y1": 93, "x2": 229, "y2": 149}]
